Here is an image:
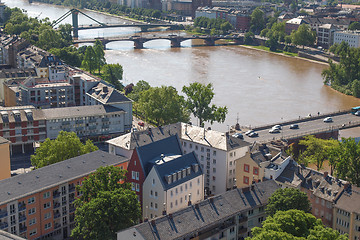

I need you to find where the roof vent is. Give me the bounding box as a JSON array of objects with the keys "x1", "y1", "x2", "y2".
[
  {"x1": 7, "y1": 192, "x2": 10, "y2": 195},
  {"x1": 59, "y1": 175, "x2": 62, "y2": 178},
  {"x1": 18, "y1": 182, "x2": 21, "y2": 184},
  {"x1": 36, "y1": 176, "x2": 39, "y2": 179}
]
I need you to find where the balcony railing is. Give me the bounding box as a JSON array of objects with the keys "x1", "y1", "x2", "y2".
[
  {"x1": 19, "y1": 226, "x2": 27, "y2": 233},
  {"x1": 0, "y1": 222, "x2": 8, "y2": 230},
  {"x1": 18, "y1": 204, "x2": 26, "y2": 212},
  {"x1": 75, "y1": 120, "x2": 83, "y2": 124},
  {"x1": 53, "y1": 202, "x2": 60, "y2": 209},
  {"x1": 19, "y1": 215, "x2": 26, "y2": 223},
  {"x1": 69, "y1": 198, "x2": 75, "y2": 204},
  {"x1": 89, "y1": 118, "x2": 96, "y2": 123},
  {"x1": 69, "y1": 186, "x2": 75, "y2": 193},
  {"x1": 0, "y1": 211, "x2": 8, "y2": 218},
  {"x1": 54, "y1": 223, "x2": 61, "y2": 229},
  {"x1": 69, "y1": 207, "x2": 76, "y2": 213},
  {"x1": 53, "y1": 192, "x2": 60, "y2": 198},
  {"x1": 54, "y1": 213, "x2": 60, "y2": 219},
  {"x1": 238, "y1": 216, "x2": 248, "y2": 223},
  {"x1": 238, "y1": 227, "x2": 247, "y2": 234},
  {"x1": 89, "y1": 125, "x2": 97, "y2": 130},
  {"x1": 101, "y1": 118, "x2": 109, "y2": 122},
  {"x1": 62, "y1": 121, "x2": 70, "y2": 125}
]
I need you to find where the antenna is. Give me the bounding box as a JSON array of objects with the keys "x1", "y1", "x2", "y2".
[{"x1": 236, "y1": 113, "x2": 239, "y2": 124}]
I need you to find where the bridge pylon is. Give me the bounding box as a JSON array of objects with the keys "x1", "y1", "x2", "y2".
[{"x1": 71, "y1": 9, "x2": 79, "y2": 39}]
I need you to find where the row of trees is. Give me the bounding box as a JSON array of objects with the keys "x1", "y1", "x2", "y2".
[
  {"x1": 248, "y1": 188, "x2": 347, "y2": 240},
  {"x1": 193, "y1": 16, "x2": 233, "y2": 35},
  {"x1": 289, "y1": 135, "x2": 360, "y2": 187},
  {"x1": 323, "y1": 42, "x2": 360, "y2": 97},
  {"x1": 126, "y1": 81, "x2": 228, "y2": 127}
]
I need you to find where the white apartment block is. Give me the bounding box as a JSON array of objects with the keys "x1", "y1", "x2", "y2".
[{"x1": 334, "y1": 30, "x2": 360, "y2": 48}]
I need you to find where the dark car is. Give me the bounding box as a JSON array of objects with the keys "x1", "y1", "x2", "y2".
[
  {"x1": 248, "y1": 132, "x2": 258, "y2": 137},
  {"x1": 290, "y1": 124, "x2": 299, "y2": 129}
]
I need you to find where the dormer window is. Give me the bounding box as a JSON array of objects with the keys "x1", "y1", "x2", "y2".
[
  {"x1": 172, "y1": 173, "x2": 177, "y2": 182},
  {"x1": 177, "y1": 171, "x2": 181, "y2": 180},
  {"x1": 187, "y1": 167, "x2": 191, "y2": 175}
]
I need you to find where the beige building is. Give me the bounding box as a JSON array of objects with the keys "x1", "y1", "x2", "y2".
[
  {"x1": 333, "y1": 185, "x2": 360, "y2": 240},
  {"x1": 0, "y1": 136, "x2": 10, "y2": 181}
]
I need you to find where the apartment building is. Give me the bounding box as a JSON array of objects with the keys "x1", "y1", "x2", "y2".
[
  {"x1": 235, "y1": 143, "x2": 289, "y2": 188},
  {"x1": 334, "y1": 30, "x2": 360, "y2": 48},
  {"x1": 0, "y1": 136, "x2": 10, "y2": 181},
  {"x1": 117, "y1": 180, "x2": 279, "y2": 240},
  {"x1": 43, "y1": 105, "x2": 126, "y2": 140},
  {"x1": 317, "y1": 24, "x2": 338, "y2": 48},
  {"x1": 108, "y1": 122, "x2": 250, "y2": 196},
  {"x1": 333, "y1": 185, "x2": 360, "y2": 240},
  {"x1": 0, "y1": 150, "x2": 129, "y2": 240},
  {"x1": 0, "y1": 35, "x2": 29, "y2": 67},
  {"x1": 142, "y1": 152, "x2": 204, "y2": 220},
  {"x1": 0, "y1": 106, "x2": 46, "y2": 154}
]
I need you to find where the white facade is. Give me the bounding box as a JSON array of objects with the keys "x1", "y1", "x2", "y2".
[
  {"x1": 263, "y1": 154, "x2": 291, "y2": 180},
  {"x1": 142, "y1": 161, "x2": 204, "y2": 220},
  {"x1": 334, "y1": 31, "x2": 360, "y2": 48}
]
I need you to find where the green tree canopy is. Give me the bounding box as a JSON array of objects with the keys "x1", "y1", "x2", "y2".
[
  {"x1": 30, "y1": 131, "x2": 98, "y2": 168},
  {"x1": 290, "y1": 24, "x2": 316, "y2": 48},
  {"x1": 102, "y1": 64, "x2": 124, "y2": 91},
  {"x1": 266, "y1": 188, "x2": 311, "y2": 217},
  {"x1": 250, "y1": 8, "x2": 265, "y2": 34},
  {"x1": 248, "y1": 210, "x2": 347, "y2": 240},
  {"x1": 127, "y1": 80, "x2": 151, "y2": 102},
  {"x1": 71, "y1": 166, "x2": 141, "y2": 240},
  {"x1": 182, "y1": 82, "x2": 227, "y2": 127},
  {"x1": 348, "y1": 21, "x2": 360, "y2": 31},
  {"x1": 94, "y1": 40, "x2": 106, "y2": 74},
  {"x1": 138, "y1": 86, "x2": 190, "y2": 126},
  {"x1": 82, "y1": 46, "x2": 97, "y2": 74}
]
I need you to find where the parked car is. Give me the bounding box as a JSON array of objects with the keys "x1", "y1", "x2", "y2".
[
  {"x1": 232, "y1": 133, "x2": 244, "y2": 139},
  {"x1": 323, "y1": 117, "x2": 333, "y2": 123},
  {"x1": 248, "y1": 132, "x2": 258, "y2": 137},
  {"x1": 245, "y1": 130, "x2": 254, "y2": 135},
  {"x1": 290, "y1": 124, "x2": 299, "y2": 129},
  {"x1": 272, "y1": 125, "x2": 282, "y2": 130},
  {"x1": 138, "y1": 121, "x2": 145, "y2": 127},
  {"x1": 269, "y1": 128, "x2": 280, "y2": 133},
  {"x1": 355, "y1": 111, "x2": 360, "y2": 116}
]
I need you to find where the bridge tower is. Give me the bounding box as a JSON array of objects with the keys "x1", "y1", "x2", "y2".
[{"x1": 71, "y1": 9, "x2": 80, "y2": 39}]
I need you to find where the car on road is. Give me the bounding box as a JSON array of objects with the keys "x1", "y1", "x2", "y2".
[
  {"x1": 290, "y1": 124, "x2": 299, "y2": 129},
  {"x1": 232, "y1": 133, "x2": 244, "y2": 139},
  {"x1": 355, "y1": 111, "x2": 360, "y2": 116},
  {"x1": 248, "y1": 132, "x2": 258, "y2": 137},
  {"x1": 138, "y1": 121, "x2": 145, "y2": 127},
  {"x1": 272, "y1": 125, "x2": 282, "y2": 130},
  {"x1": 323, "y1": 117, "x2": 333, "y2": 123},
  {"x1": 245, "y1": 130, "x2": 254, "y2": 135},
  {"x1": 269, "y1": 128, "x2": 280, "y2": 133}
]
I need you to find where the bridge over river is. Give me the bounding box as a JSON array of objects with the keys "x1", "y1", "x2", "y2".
[
  {"x1": 235, "y1": 110, "x2": 360, "y2": 143},
  {"x1": 73, "y1": 35, "x2": 245, "y2": 49}
]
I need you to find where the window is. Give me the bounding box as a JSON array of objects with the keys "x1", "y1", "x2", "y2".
[
  {"x1": 155, "y1": 191, "x2": 158, "y2": 197},
  {"x1": 136, "y1": 183, "x2": 140, "y2": 192},
  {"x1": 29, "y1": 218, "x2": 36, "y2": 226},
  {"x1": 230, "y1": 161, "x2": 233, "y2": 166},
  {"x1": 10, "y1": 215, "x2": 16, "y2": 225},
  {"x1": 45, "y1": 222, "x2": 52, "y2": 230},
  {"x1": 213, "y1": 159, "x2": 216, "y2": 164},
  {"x1": 131, "y1": 182, "x2": 135, "y2": 191},
  {"x1": 183, "y1": 142, "x2": 186, "y2": 147},
  {"x1": 213, "y1": 176, "x2": 216, "y2": 181},
  {"x1": 28, "y1": 208, "x2": 36, "y2": 215},
  {"x1": 152, "y1": 179, "x2": 155, "y2": 185},
  {"x1": 43, "y1": 192, "x2": 50, "y2": 199},
  {"x1": 10, "y1": 204, "x2": 15, "y2": 214},
  {"x1": 29, "y1": 229, "x2": 37, "y2": 236},
  {"x1": 132, "y1": 171, "x2": 136, "y2": 180},
  {"x1": 229, "y1": 169, "x2": 232, "y2": 175},
  {"x1": 253, "y1": 167, "x2": 259, "y2": 175},
  {"x1": 244, "y1": 164, "x2": 250, "y2": 173},
  {"x1": 11, "y1": 226, "x2": 16, "y2": 234},
  {"x1": 243, "y1": 176, "x2": 249, "y2": 184},
  {"x1": 155, "y1": 203, "x2": 158, "y2": 209},
  {"x1": 44, "y1": 212, "x2": 51, "y2": 220},
  {"x1": 213, "y1": 168, "x2": 216, "y2": 173},
  {"x1": 136, "y1": 172, "x2": 139, "y2": 180},
  {"x1": 248, "y1": 209, "x2": 254, "y2": 216},
  {"x1": 213, "y1": 150, "x2": 216, "y2": 156},
  {"x1": 28, "y1": 197, "x2": 35, "y2": 204},
  {"x1": 150, "y1": 190, "x2": 153, "y2": 196},
  {"x1": 44, "y1": 202, "x2": 51, "y2": 209}
]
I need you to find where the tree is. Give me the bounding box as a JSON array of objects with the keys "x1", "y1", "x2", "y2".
[
  {"x1": 182, "y1": 82, "x2": 227, "y2": 127},
  {"x1": 297, "y1": 135, "x2": 338, "y2": 170},
  {"x1": 127, "y1": 80, "x2": 151, "y2": 102},
  {"x1": 244, "y1": 31, "x2": 255, "y2": 45},
  {"x1": 102, "y1": 64, "x2": 124, "y2": 91},
  {"x1": 291, "y1": 24, "x2": 316, "y2": 48},
  {"x1": 352, "y1": 80, "x2": 360, "y2": 98},
  {"x1": 250, "y1": 8, "x2": 265, "y2": 34},
  {"x1": 249, "y1": 210, "x2": 347, "y2": 240},
  {"x1": 266, "y1": 188, "x2": 311, "y2": 217},
  {"x1": 348, "y1": 21, "x2": 360, "y2": 31},
  {"x1": 94, "y1": 40, "x2": 106, "y2": 74},
  {"x1": 30, "y1": 131, "x2": 98, "y2": 168},
  {"x1": 334, "y1": 138, "x2": 360, "y2": 187},
  {"x1": 82, "y1": 46, "x2": 97, "y2": 73},
  {"x1": 138, "y1": 86, "x2": 190, "y2": 126},
  {"x1": 71, "y1": 166, "x2": 141, "y2": 240}
]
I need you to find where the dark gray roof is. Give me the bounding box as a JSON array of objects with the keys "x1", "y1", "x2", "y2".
[
  {"x1": 0, "y1": 68, "x2": 36, "y2": 79},
  {"x1": 42, "y1": 105, "x2": 124, "y2": 119},
  {"x1": 304, "y1": 17, "x2": 351, "y2": 26},
  {"x1": 136, "y1": 135, "x2": 183, "y2": 176},
  {"x1": 275, "y1": 161, "x2": 311, "y2": 188},
  {"x1": 335, "y1": 185, "x2": 360, "y2": 214},
  {"x1": 153, "y1": 152, "x2": 202, "y2": 190},
  {"x1": 0, "y1": 150, "x2": 128, "y2": 205},
  {"x1": 87, "y1": 82, "x2": 131, "y2": 104},
  {"x1": 119, "y1": 180, "x2": 280, "y2": 240}
]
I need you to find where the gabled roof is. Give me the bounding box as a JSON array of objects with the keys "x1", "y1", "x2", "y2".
[
  {"x1": 275, "y1": 161, "x2": 311, "y2": 188},
  {"x1": 152, "y1": 152, "x2": 202, "y2": 190},
  {"x1": 335, "y1": 185, "x2": 360, "y2": 214},
  {"x1": 118, "y1": 180, "x2": 280, "y2": 240},
  {"x1": 136, "y1": 135, "x2": 183, "y2": 176},
  {"x1": 0, "y1": 150, "x2": 128, "y2": 205}
]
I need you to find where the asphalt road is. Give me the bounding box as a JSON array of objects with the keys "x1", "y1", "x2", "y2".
[{"x1": 240, "y1": 113, "x2": 360, "y2": 143}]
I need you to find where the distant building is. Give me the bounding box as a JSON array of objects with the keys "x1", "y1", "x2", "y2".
[
  {"x1": 333, "y1": 30, "x2": 360, "y2": 48},
  {"x1": 117, "y1": 180, "x2": 280, "y2": 240},
  {"x1": 285, "y1": 18, "x2": 309, "y2": 35},
  {"x1": 317, "y1": 23, "x2": 338, "y2": 48},
  {"x1": 0, "y1": 136, "x2": 10, "y2": 181},
  {"x1": 0, "y1": 150, "x2": 129, "y2": 240}
]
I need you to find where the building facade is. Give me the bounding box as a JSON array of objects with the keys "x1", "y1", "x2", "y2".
[
  {"x1": 0, "y1": 136, "x2": 11, "y2": 181},
  {"x1": 334, "y1": 30, "x2": 360, "y2": 48}
]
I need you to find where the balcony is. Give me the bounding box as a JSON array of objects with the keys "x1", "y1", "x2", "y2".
[
  {"x1": 62, "y1": 200, "x2": 67, "y2": 206},
  {"x1": 62, "y1": 121, "x2": 70, "y2": 125},
  {"x1": 89, "y1": 118, "x2": 96, "y2": 123},
  {"x1": 0, "y1": 222, "x2": 8, "y2": 230},
  {"x1": 238, "y1": 216, "x2": 248, "y2": 223},
  {"x1": 101, "y1": 117, "x2": 109, "y2": 122},
  {"x1": 19, "y1": 215, "x2": 26, "y2": 223},
  {"x1": 102, "y1": 125, "x2": 109, "y2": 129},
  {"x1": 0, "y1": 211, "x2": 8, "y2": 218},
  {"x1": 89, "y1": 125, "x2": 97, "y2": 130},
  {"x1": 75, "y1": 120, "x2": 83, "y2": 124},
  {"x1": 69, "y1": 186, "x2": 75, "y2": 193},
  {"x1": 69, "y1": 198, "x2": 75, "y2": 204},
  {"x1": 19, "y1": 226, "x2": 27, "y2": 233},
  {"x1": 69, "y1": 207, "x2": 76, "y2": 213},
  {"x1": 54, "y1": 223, "x2": 61, "y2": 229},
  {"x1": 18, "y1": 203, "x2": 26, "y2": 212},
  {"x1": 75, "y1": 127, "x2": 83, "y2": 131},
  {"x1": 54, "y1": 212, "x2": 60, "y2": 219},
  {"x1": 53, "y1": 202, "x2": 60, "y2": 209},
  {"x1": 238, "y1": 227, "x2": 247, "y2": 234},
  {"x1": 53, "y1": 192, "x2": 60, "y2": 198}
]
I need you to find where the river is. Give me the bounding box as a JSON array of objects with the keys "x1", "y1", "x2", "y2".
[{"x1": 6, "y1": 0, "x2": 360, "y2": 131}]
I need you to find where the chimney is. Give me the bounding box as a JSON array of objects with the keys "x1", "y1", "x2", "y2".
[{"x1": 324, "y1": 172, "x2": 328, "y2": 178}]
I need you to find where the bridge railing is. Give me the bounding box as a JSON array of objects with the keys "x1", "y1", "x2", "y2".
[{"x1": 244, "y1": 109, "x2": 351, "y2": 131}]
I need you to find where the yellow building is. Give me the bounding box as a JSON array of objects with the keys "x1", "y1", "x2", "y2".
[
  {"x1": 0, "y1": 136, "x2": 11, "y2": 181},
  {"x1": 333, "y1": 185, "x2": 360, "y2": 240}
]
